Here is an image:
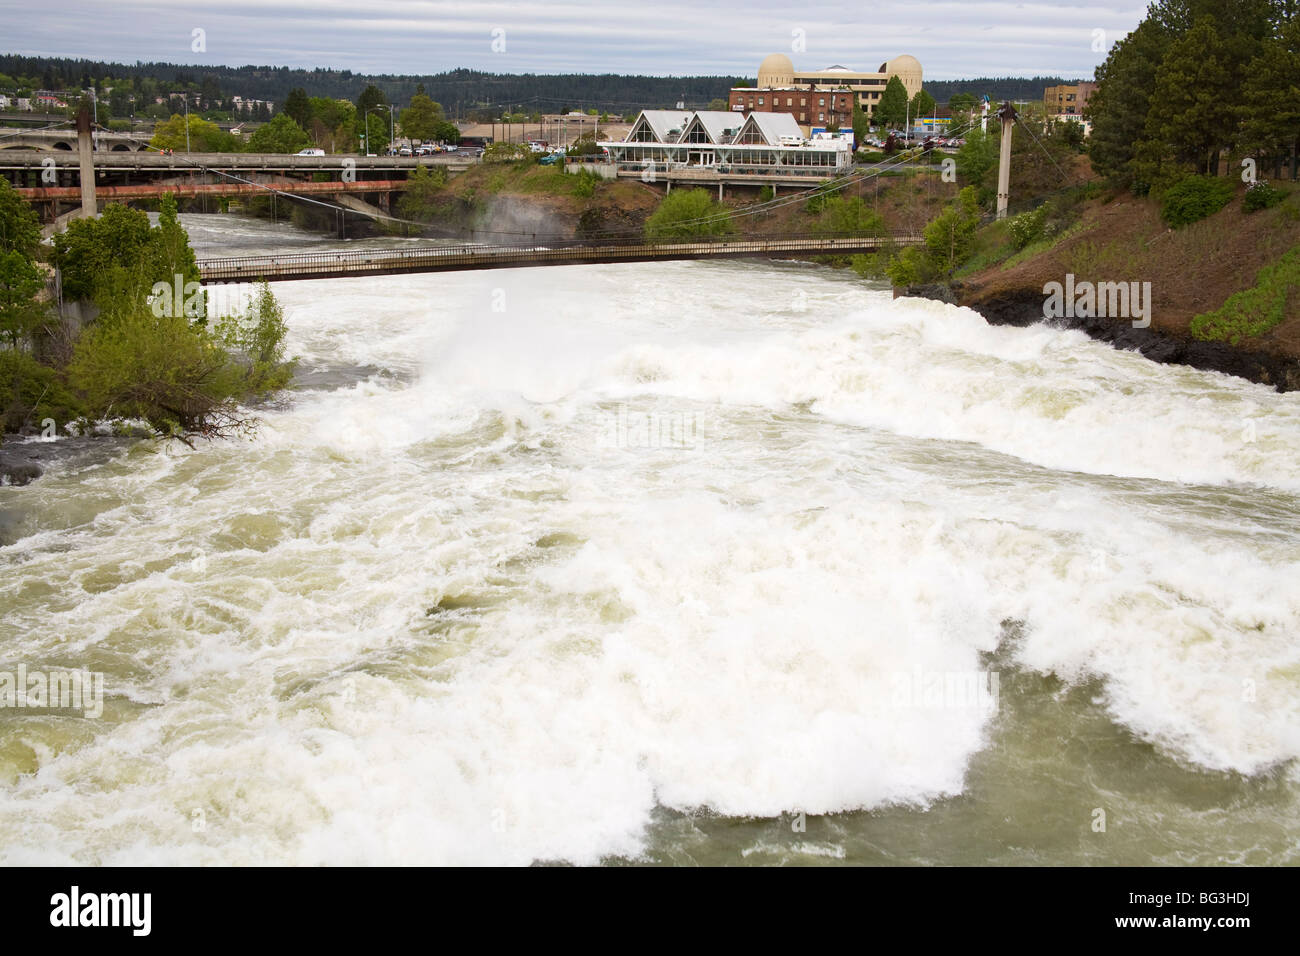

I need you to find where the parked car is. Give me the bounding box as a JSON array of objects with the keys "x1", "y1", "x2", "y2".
[
  {"x1": 399, "y1": 146, "x2": 413, "y2": 156},
  {"x1": 296, "y1": 147, "x2": 325, "y2": 156}
]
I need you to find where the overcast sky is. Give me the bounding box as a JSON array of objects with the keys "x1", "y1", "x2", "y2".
[{"x1": 6, "y1": 1, "x2": 1146, "y2": 80}]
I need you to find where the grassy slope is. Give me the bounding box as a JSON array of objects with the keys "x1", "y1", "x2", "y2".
[
  {"x1": 960, "y1": 183, "x2": 1300, "y2": 358},
  {"x1": 420, "y1": 162, "x2": 661, "y2": 238},
  {"x1": 418, "y1": 161, "x2": 958, "y2": 241}
]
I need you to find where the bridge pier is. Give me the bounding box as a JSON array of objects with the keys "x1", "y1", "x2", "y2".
[{"x1": 77, "y1": 107, "x2": 96, "y2": 221}]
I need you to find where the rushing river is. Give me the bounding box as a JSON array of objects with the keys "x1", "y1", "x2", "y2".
[{"x1": 2, "y1": 213, "x2": 1298, "y2": 865}]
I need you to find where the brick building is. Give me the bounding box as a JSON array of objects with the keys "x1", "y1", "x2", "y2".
[{"x1": 726, "y1": 53, "x2": 923, "y2": 131}]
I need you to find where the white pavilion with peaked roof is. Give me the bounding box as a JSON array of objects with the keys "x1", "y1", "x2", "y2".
[{"x1": 600, "y1": 108, "x2": 852, "y2": 180}]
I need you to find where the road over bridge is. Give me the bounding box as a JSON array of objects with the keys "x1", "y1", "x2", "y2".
[{"x1": 0, "y1": 149, "x2": 473, "y2": 173}]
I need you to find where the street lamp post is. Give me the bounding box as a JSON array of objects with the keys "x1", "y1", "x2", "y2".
[
  {"x1": 86, "y1": 89, "x2": 97, "y2": 150},
  {"x1": 184, "y1": 94, "x2": 191, "y2": 153}
]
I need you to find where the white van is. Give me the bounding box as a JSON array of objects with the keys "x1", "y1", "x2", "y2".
[{"x1": 296, "y1": 147, "x2": 325, "y2": 156}]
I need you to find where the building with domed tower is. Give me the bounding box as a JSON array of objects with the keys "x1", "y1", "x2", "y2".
[{"x1": 728, "y1": 53, "x2": 924, "y2": 132}]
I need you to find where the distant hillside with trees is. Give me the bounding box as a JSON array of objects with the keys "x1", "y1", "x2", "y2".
[
  {"x1": 924, "y1": 76, "x2": 1073, "y2": 106},
  {"x1": 0, "y1": 53, "x2": 1072, "y2": 121}
]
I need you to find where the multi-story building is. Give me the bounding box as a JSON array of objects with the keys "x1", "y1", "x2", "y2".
[
  {"x1": 1043, "y1": 81, "x2": 1096, "y2": 117},
  {"x1": 32, "y1": 90, "x2": 69, "y2": 110},
  {"x1": 727, "y1": 53, "x2": 923, "y2": 130}
]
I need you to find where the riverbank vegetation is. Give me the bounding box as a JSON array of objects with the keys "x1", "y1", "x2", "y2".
[
  {"x1": 643, "y1": 189, "x2": 735, "y2": 241},
  {"x1": 879, "y1": 1, "x2": 1300, "y2": 364},
  {"x1": 0, "y1": 182, "x2": 294, "y2": 443}
]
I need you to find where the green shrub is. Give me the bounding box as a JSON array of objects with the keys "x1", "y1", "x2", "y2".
[
  {"x1": 885, "y1": 245, "x2": 934, "y2": 286},
  {"x1": 0, "y1": 350, "x2": 85, "y2": 434},
  {"x1": 1243, "y1": 181, "x2": 1285, "y2": 213},
  {"x1": 0, "y1": 248, "x2": 46, "y2": 349},
  {"x1": 566, "y1": 135, "x2": 602, "y2": 157},
  {"x1": 1006, "y1": 205, "x2": 1049, "y2": 249},
  {"x1": 1189, "y1": 245, "x2": 1300, "y2": 345},
  {"x1": 482, "y1": 142, "x2": 531, "y2": 163},
  {"x1": 64, "y1": 276, "x2": 293, "y2": 443},
  {"x1": 804, "y1": 182, "x2": 838, "y2": 214},
  {"x1": 922, "y1": 186, "x2": 982, "y2": 274},
  {"x1": 758, "y1": 185, "x2": 774, "y2": 202},
  {"x1": 644, "y1": 189, "x2": 734, "y2": 241},
  {"x1": 396, "y1": 164, "x2": 449, "y2": 221},
  {"x1": 850, "y1": 251, "x2": 890, "y2": 279},
  {"x1": 814, "y1": 196, "x2": 885, "y2": 236},
  {"x1": 213, "y1": 281, "x2": 295, "y2": 395},
  {"x1": 1160, "y1": 175, "x2": 1235, "y2": 228},
  {"x1": 571, "y1": 168, "x2": 600, "y2": 199}
]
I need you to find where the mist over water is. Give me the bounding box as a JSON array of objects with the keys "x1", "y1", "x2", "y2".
[{"x1": 1, "y1": 213, "x2": 1297, "y2": 865}]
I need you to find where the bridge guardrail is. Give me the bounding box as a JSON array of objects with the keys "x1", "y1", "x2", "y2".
[
  {"x1": 0, "y1": 149, "x2": 477, "y2": 170},
  {"x1": 196, "y1": 231, "x2": 923, "y2": 282}
]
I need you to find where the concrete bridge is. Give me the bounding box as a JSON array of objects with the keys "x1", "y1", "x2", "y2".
[
  {"x1": 197, "y1": 233, "x2": 922, "y2": 283},
  {"x1": 1, "y1": 146, "x2": 474, "y2": 226},
  {"x1": 16, "y1": 178, "x2": 411, "y2": 202},
  {"x1": 0, "y1": 149, "x2": 473, "y2": 172},
  {"x1": 0, "y1": 127, "x2": 152, "y2": 151}
]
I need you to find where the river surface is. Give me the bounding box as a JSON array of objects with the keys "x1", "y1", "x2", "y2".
[{"x1": 2, "y1": 213, "x2": 1298, "y2": 865}]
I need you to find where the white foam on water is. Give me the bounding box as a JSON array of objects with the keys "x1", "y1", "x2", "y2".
[{"x1": 2, "y1": 258, "x2": 1297, "y2": 865}]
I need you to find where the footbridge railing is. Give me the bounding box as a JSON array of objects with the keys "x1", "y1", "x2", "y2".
[{"x1": 197, "y1": 232, "x2": 923, "y2": 282}]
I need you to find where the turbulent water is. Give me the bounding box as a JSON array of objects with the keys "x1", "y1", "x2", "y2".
[{"x1": 2, "y1": 213, "x2": 1298, "y2": 865}]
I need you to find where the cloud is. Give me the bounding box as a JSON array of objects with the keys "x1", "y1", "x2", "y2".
[{"x1": 6, "y1": 0, "x2": 1146, "y2": 79}]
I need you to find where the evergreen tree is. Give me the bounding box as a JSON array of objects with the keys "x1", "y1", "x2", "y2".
[
  {"x1": 1237, "y1": 14, "x2": 1300, "y2": 178},
  {"x1": 1144, "y1": 14, "x2": 1263, "y2": 175},
  {"x1": 910, "y1": 89, "x2": 937, "y2": 121},
  {"x1": 876, "y1": 76, "x2": 909, "y2": 130},
  {"x1": 356, "y1": 83, "x2": 388, "y2": 115},
  {"x1": 1087, "y1": 17, "x2": 1172, "y2": 188},
  {"x1": 283, "y1": 87, "x2": 310, "y2": 127},
  {"x1": 852, "y1": 102, "x2": 869, "y2": 144}
]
